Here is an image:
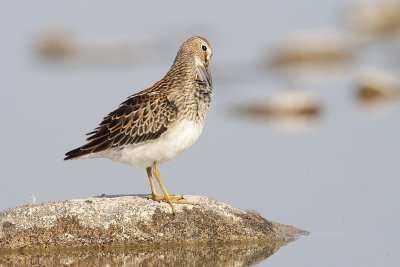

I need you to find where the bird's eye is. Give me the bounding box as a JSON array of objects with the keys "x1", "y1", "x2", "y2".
[{"x1": 201, "y1": 45, "x2": 207, "y2": 52}]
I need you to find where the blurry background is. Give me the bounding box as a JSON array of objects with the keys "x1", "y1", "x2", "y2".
[{"x1": 1, "y1": 0, "x2": 400, "y2": 266}]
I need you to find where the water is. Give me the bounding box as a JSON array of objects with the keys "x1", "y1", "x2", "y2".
[
  {"x1": 0, "y1": 241, "x2": 292, "y2": 266},
  {"x1": 1, "y1": 0, "x2": 400, "y2": 266}
]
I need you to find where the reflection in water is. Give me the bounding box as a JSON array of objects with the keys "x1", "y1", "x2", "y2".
[
  {"x1": 233, "y1": 90, "x2": 322, "y2": 132},
  {"x1": 0, "y1": 240, "x2": 293, "y2": 267}
]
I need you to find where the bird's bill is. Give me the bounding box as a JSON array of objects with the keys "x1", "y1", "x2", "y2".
[{"x1": 197, "y1": 63, "x2": 212, "y2": 88}]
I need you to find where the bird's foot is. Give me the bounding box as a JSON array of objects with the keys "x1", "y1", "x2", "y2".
[
  {"x1": 149, "y1": 193, "x2": 193, "y2": 203},
  {"x1": 148, "y1": 194, "x2": 194, "y2": 212}
]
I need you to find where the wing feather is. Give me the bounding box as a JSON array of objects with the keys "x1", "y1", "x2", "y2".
[{"x1": 64, "y1": 92, "x2": 177, "y2": 160}]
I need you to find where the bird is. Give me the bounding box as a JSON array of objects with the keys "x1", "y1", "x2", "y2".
[{"x1": 64, "y1": 36, "x2": 213, "y2": 212}]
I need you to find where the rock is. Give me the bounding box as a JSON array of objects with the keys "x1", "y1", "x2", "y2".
[
  {"x1": 268, "y1": 29, "x2": 355, "y2": 67},
  {"x1": 36, "y1": 28, "x2": 163, "y2": 65},
  {"x1": 232, "y1": 90, "x2": 322, "y2": 132},
  {"x1": 347, "y1": 0, "x2": 400, "y2": 35},
  {"x1": 235, "y1": 91, "x2": 321, "y2": 119},
  {"x1": 0, "y1": 195, "x2": 306, "y2": 250},
  {"x1": 356, "y1": 67, "x2": 400, "y2": 104}
]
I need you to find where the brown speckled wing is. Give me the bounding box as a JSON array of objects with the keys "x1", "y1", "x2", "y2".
[{"x1": 64, "y1": 92, "x2": 177, "y2": 160}]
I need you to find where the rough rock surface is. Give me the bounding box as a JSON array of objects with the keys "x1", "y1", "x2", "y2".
[{"x1": 0, "y1": 195, "x2": 306, "y2": 250}]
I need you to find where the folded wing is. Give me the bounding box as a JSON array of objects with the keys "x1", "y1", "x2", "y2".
[{"x1": 64, "y1": 92, "x2": 177, "y2": 160}]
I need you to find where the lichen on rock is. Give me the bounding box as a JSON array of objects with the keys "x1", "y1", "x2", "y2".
[{"x1": 0, "y1": 195, "x2": 306, "y2": 250}]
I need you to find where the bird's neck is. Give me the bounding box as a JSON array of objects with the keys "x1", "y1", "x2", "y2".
[{"x1": 164, "y1": 53, "x2": 196, "y2": 84}]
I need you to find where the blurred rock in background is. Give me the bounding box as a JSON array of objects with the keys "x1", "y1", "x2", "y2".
[
  {"x1": 356, "y1": 67, "x2": 400, "y2": 106},
  {"x1": 232, "y1": 90, "x2": 322, "y2": 132},
  {"x1": 347, "y1": 0, "x2": 400, "y2": 36},
  {"x1": 266, "y1": 29, "x2": 358, "y2": 83},
  {"x1": 269, "y1": 29, "x2": 355, "y2": 67}
]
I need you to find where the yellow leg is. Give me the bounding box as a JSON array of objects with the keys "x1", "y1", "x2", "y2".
[
  {"x1": 146, "y1": 167, "x2": 157, "y2": 197},
  {"x1": 147, "y1": 166, "x2": 176, "y2": 201},
  {"x1": 153, "y1": 162, "x2": 175, "y2": 212},
  {"x1": 152, "y1": 162, "x2": 193, "y2": 212}
]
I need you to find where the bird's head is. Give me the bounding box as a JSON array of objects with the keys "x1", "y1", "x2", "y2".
[{"x1": 178, "y1": 36, "x2": 213, "y2": 88}]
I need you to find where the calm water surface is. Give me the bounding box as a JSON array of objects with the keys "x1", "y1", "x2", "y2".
[{"x1": 1, "y1": 1, "x2": 400, "y2": 266}]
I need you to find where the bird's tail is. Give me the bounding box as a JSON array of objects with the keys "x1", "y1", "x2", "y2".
[{"x1": 64, "y1": 147, "x2": 88, "y2": 160}]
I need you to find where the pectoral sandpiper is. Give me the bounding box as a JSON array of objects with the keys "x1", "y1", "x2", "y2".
[{"x1": 65, "y1": 36, "x2": 213, "y2": 212}]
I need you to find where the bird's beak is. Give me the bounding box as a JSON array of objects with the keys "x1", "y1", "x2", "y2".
[
  {"x1": 205, "y1": 63, "x2": 212, "y2": 88},
  {"x1": 197, "y1": 62, "x2": 212, "y2": 88}
]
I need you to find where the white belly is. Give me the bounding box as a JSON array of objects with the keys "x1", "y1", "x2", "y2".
[{"x1": 105, "y1": 119, "x2": 204, "y2": 168}]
